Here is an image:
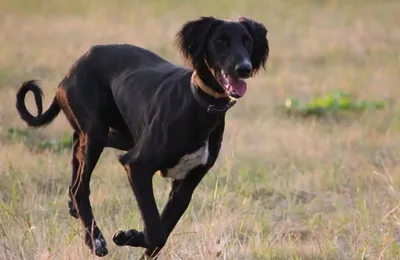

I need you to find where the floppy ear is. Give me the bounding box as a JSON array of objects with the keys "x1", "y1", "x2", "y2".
[
  {"x1": 238, "y1": 17, "x2": 269, "y2": 74},
  {"x1": 175, "y1": 16, "x2": 221, "y2": 68}
]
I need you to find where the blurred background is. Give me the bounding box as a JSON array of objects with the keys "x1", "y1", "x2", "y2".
[{"x1": 1, "y1": 0, "x2": 400, "y2": 259}]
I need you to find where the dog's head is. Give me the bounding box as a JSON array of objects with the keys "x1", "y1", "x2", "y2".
[{"x1": 175, "y1": 16, "x2": 269, "y2": 99}]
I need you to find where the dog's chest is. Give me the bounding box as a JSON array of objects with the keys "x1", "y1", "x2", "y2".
[{"x1": 163, "y1": 140, "x2": 209, "y2": 180}]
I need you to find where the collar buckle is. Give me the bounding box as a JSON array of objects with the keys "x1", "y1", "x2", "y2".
[{"x1": 206, "y1": 101, "x2": 237, "y2": 114}]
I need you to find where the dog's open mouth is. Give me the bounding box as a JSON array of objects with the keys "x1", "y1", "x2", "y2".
[{"x1": 215, "y1": 70, "x2": 247, "y2": 98}]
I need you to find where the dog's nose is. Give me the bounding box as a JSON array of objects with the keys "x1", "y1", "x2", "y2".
[{"x1": 235, "y1": 61, "x2": 252, "y2": 78}]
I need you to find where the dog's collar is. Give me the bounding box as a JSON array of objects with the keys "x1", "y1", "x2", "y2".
[
  {"x1": 191, "y1": 70, "x2": 228, "y2": 99},
  {"x1": 190, "y1": 71, "x2": 237, "y2": 114}
]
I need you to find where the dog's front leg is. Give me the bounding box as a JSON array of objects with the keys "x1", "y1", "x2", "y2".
[
  {"x1": 141, "y1": 124, "x2": 225, "y2": 259},
  {"x1": 112, "y1": 163, "x2": 206, "y2": 259},
  {"x1": 161, "y1": 168, "x2": 207, "y2": 234},
  {"x1": 114, "y1": 122, "x2": 225, "y2": 259},
  {"x1": 113, "y1": 156, "x2": 166, "y2": 257},
  {"x1": 140, "y1": 168, "x2": 208, "y2": 258}
]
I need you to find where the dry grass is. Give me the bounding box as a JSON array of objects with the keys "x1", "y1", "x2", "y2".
[{"x1": 1, "y1": 0, "x2": 400, "y2": 259}]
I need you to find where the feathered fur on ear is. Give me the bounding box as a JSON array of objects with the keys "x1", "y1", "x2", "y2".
[
  {"x1": 238, "y1": 17, "x2": 269, "y2": 74},
  {"x1": 175, "y1": 16, "x2": 222, "y2": 69}
]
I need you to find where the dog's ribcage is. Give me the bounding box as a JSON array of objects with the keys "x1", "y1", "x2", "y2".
[{"x1": 165, "y1": 140, "x2": 209, "y2": 180}]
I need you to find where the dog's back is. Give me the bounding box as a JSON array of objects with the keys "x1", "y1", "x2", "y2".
[{"x1": 57, "y1": 44, "x2": 192, "y2": 140}]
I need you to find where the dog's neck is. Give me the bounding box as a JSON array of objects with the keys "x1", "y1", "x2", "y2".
[
  {"x1": 191, "y1": 71, "x2": 227, "y2": 99},
  {"x1": 190, "y1": 71, "x2": 237, "y2": 114}
]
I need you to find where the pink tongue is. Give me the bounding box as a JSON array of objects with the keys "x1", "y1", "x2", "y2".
[{"x1": 227, "y1": 78, "x2": 247, "y2": 96}]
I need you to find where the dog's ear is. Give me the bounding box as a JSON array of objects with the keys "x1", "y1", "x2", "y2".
[
  {"x1": 238, "y1": 17, "x2": 269, "y2": 74},
  {"x1": 175, "y1": 16, "x2": 221, "y2": 68}
]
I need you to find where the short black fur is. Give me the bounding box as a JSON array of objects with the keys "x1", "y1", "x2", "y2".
[{"x1": 15, "y1": 16, "x2": 269, "y2": 259}]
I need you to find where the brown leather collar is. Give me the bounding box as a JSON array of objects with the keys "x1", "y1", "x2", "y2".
[
  {"x1": 191, "y1": 71, "x2": 228, "y2": 99},
  {"x1": 190, "y1": 71, "x2": 237, "y2": 114}
]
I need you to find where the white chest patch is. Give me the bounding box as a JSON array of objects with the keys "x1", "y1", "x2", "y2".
[{"x1": 165, "y1": 140, "x2": 209, "y2": 180}]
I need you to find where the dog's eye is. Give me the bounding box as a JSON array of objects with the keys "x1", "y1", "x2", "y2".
[
  {"x1": 244, "y1": 39, "x2": 252, "y2": 47},
  {"x1": 216, "y1": 37, "x2": 228, "y2": 46}
]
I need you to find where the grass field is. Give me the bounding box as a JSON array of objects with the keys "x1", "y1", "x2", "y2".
[{"x1": 1, "y1": 0, "x2": 400, "y2": 259}]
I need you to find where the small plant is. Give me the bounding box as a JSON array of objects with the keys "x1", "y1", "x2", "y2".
[{"x1": 280, "y1": 91, "x2": 388, "y2": 118}]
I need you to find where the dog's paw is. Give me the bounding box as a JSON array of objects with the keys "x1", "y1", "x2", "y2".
[
  {"x1": 93, "y1": 236, "x2": 108, "y2": 257},
  {"x1": 84, "y1": 229, "x2": 108, "y2": 257},
  {"x1": 68, "y1": 200, "x2": 79, "y2": 219},
  {"x1": 112, "y1": 229, "x2": 146, "y2": 247}
]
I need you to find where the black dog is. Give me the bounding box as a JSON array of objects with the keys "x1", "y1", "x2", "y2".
[{"x1": 16, "y1": 16, "x2": 269, "y2": 259}]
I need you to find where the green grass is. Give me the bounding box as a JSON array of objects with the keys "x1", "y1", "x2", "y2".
[
  {"x1": 1, "y1": 0, "x2": 400, "y2": 259},
  {"x1": 281, "y1": 91, "x2": 388, "y2": 118}
]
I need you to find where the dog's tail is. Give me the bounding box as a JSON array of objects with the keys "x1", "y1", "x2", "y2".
[{"x1": 16, "y1": 80, "x2": 61, "y2": 127}]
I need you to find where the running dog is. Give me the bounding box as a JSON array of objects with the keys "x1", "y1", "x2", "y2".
[{"x1": 16, "y1": 16, "x2": 269, "y2": 259}]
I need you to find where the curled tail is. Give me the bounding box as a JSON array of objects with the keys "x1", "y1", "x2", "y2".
[{"x1": 16, "y1": 80, "x2": 61, "y2": 127}]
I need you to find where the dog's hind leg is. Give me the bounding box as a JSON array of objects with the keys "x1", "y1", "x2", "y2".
[
  {"x1": 68, "y1": 131, "x2": 80, "y2": 219},
  {"x1": 68, "y1": 126, "x2": 109, "y2": 256},
  {"x1": 59, "y1": 85, "x2": 110, "y2": 255}
]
